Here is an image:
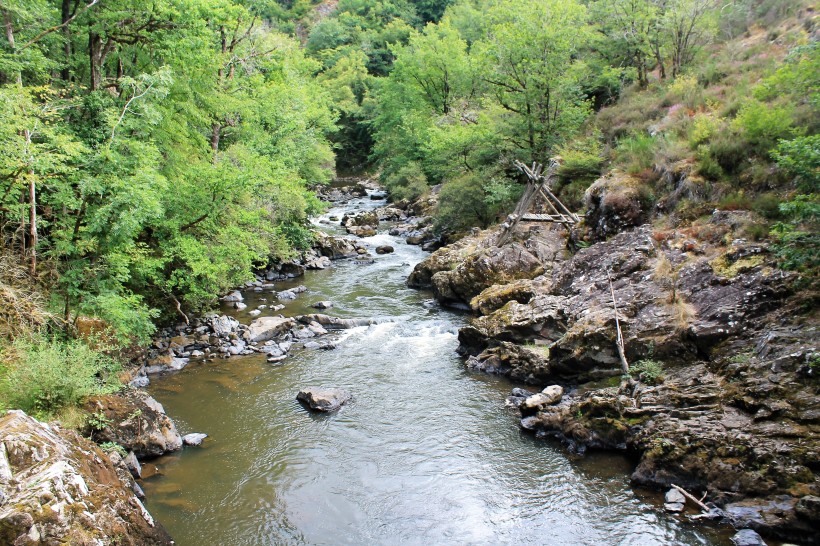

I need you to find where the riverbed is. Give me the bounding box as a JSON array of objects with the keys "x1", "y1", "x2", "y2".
[{"x1": 142, "y1": 193, "x2": 730, "y2": 545}]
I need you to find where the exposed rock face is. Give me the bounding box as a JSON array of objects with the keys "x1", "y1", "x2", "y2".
[
  {"x1": 407, "y1": 218, "x2": 818, "y2": 544},
  {"x1": 296, "y1": 387, "x2": 352, "y2": 412},
  {"x1": 84, "y1": 390, "x2": 183, "y2": 458},
  {"x1": 408, "y1": 224, "x2": 563, "y2": 306},
  {"x1": 460, "y1": 226, "x2": 795, "y2": 383},
  {"x1": 0, "y1": 410, "x2": 172, "y2": 545}
]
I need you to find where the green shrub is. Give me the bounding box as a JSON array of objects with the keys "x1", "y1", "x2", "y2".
[
  {"x1": 733, "y1": 100, "x2": 796, "y2": 155},
  {"x1": 631, "y1": 359, "x2": 665, "y2": 385},
  {"x1": 752, "y1": 192, "x2": 783, "y2": 220},
  {"x1": 695, "y1": 144, "x2": 724, "y2": 180},
  {"x1": 557, "y1": 139, "x2": 604, "y2": 185},
  {"x1": 708, "y1": 130, "x2": 748, "y2": 174},
  {"x1": 384, "y1": 162, "x2": 429, "y2": 202},
  {"x1": 719, "y1": 191, "x2": 752, "y2": 211},
  {"x1": 0, "y1": 338, "x2": 122, "y2": 417},
  {"x1": 665, "y1": 75, "x2": 703, "y2": 109},
  {"x1": 614, "y1": 133, "x2": 657, "y2": 174},
  {"x1": 771, "y1": 194, "x2": 820, "y2": 273},
  {"x1": 772, "y1": 135, "x2": 820, "y2": 192}
]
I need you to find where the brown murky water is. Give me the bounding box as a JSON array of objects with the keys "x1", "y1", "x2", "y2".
[{"x1": 143, "y1": 195, "x2": 732, "y2": 545}]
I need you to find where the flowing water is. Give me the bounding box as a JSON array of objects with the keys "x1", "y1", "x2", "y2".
[{"x1": 143, "y1": 193, "x2": 731, "y2": 545}]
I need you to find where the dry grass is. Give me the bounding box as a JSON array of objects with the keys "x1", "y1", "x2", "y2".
[{"x1": 0, "y1": 254, "x2": 54, "y2": 340}]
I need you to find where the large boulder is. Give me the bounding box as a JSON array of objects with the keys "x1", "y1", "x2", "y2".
[
  {"x1": 584, "y1": 173, "x2": 650, "y2": 240},
  {"x1": 247, "y1": 316, "x2": 296, "y2": 342},
  {"x1": 208, "y1": 314, "x2": 240, "y2": 338},
  {"x1": 0, "y1": 410, "x2": 172, "y2": 545},
  {"x1": 313, "y1": 232, "x2": 358, "y2": 260},
  {"x1": 296, "y1": 387, "x2": 352, "y2": 412},
  {"x1": 84, "y1": 391, "x2": 183, "y2": 458}
]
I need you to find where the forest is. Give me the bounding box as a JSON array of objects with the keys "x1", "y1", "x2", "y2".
[{"x1": 0, "y1": 0, "x2": 816, "y2": 419}]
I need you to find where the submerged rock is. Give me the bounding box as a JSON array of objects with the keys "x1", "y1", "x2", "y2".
[
  {"x1": 296, "y1": 387, "x2": 351, "y2": 412},
  {"x1": 0, "y1": 410, "x2": 172, "y2": 545}
]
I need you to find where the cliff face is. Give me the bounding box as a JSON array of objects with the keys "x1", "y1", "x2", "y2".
[
  {"x1": 0, "y1": 410, "x2": 172, "y2": 546},
  {"x1": 410, "y1": 216, "x2": 819, "y2": 543}
]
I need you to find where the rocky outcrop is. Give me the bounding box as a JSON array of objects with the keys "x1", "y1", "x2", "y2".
[
  {"x1": 460, "y1": 226, "x2": 796, "y2": 383},
  {"x1": 313, "y1": 232, "x2": 359, "y2": 260},
  {"x1": 408, "y1": 224, "x2": 564, "y2": 305},
  {"x1": 0, "y1": 410, "x2": 172, "y2": 545},
  {"x1": 84, "y1": 390, "x2": 183, "y2": 458},
  {"x1": 407, "y1": 213, "x2": 817, "y2": 543}
]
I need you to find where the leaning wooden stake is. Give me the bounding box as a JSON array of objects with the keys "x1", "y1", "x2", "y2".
[
  {"x1": 608, "y1": 271, "x2": 630, "y2": 375},
  {"x1": 671, "y1": 484, "x2": 710, "y2": 512}
]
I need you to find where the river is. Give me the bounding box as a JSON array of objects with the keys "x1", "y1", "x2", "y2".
[{"x1": 142, "y1": 192, "x2": 730, "y2": 545}]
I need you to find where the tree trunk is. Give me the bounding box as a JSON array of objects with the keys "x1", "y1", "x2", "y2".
[
  {"x1": 61, "y1": 0, "x2": 72, "y2": 81},
  {"x1": 3, "y1": 8, "x2": 22, "y2": 85}
]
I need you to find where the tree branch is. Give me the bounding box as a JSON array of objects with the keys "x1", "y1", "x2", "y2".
[{"x1": 20, "y1": 0, "x2": 99, "y2": 50}]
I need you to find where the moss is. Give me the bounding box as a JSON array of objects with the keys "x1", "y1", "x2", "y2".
[{"x1": 710, "y1": 254, "x2": 765, "y2": 278}]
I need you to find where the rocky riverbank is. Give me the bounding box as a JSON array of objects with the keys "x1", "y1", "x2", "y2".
[
  {"x1": 408, "y1": 210, "x2": 819, "y2": 543},
  {"x1": 1, "y1": 180, "x2": 442, "y2": 544}
]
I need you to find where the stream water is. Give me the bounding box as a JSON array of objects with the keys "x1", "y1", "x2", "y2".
[{"x1": 142, "y1": 193, "x2": 730, "y2": 545}]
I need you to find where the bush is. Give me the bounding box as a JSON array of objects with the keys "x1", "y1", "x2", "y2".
[
  {"x1": 665, "y1": 75, "x2": 703, "y2": 109},
  {"x1": 0, "y1": 337, "x2": 122, "y2": 417},
  {"x1": 733, "y1": 100, "x2": 796, "y2": 155},
  {"x1": 435, "y1": 172, "x2": 519, "y2": 232},
  {"x1": 772, "y1": 135, "x2": 820, "y2": 192},
  {"x1": 384, "y1": 162, "x2": 429, "y2": 202},
  {"x1": 631, "y1": 359, "x2": 665, "y2": 385},
  {"x1": 557, "y1": 140, "x2": 604, "y2": 185}
]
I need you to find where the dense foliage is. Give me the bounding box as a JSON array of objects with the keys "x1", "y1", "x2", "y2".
[
  {"x1": 0, "y1": 0, "x2": 336, "y2": 342},
  {"x1": 0, "y1": 0, "x2": 816, "y2": 419}
]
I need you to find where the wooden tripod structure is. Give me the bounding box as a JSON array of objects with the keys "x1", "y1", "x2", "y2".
[{"x1": 496, "y1": 159, "x2": 580, "y2": 247}]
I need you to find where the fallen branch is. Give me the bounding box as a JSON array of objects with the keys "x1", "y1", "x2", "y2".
[
  {"x1": 608, "y1": 271, "x2": 630, "y2": 375},
  {"x1": 671, "y1": 483, "x2": 710, "y2": 512}
]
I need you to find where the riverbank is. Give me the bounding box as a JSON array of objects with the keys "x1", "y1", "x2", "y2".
[{"x1": 409, "y1": 210, "x2": 819, "y2": 544}]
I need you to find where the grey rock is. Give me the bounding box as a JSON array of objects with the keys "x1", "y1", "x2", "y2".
[
  {"x1": 247, "y1": 316, "x2": 296, "y2": 342},
  {"x1": 248, "y1": 309, "x2": 261, "y2": 317},
  {"x1": 182, "y1": 433, "x2": 208, "y2": 447},
  {"x1": 277, "y1": 290, "x2": 297, "y2": 301},
  {"x1": 129, "y1": 376, "x2": 150, "y2": 388},
  {"x1": 296, "y1": 387, "x2": 351, "y2": 412},
  {"x1": 375, "y1": 245, "x2": 394, "y2": 254},
  {"x1": 210, "y1": 315, "x2": 240, "y2": 337},
  {"x1": 123, "y1": 451, "x2": 141, "y2": 478},
  {"x1": 731, "y1": 529, "x2": 767, "y2": 546},
  {"x1": 312, "y1": 301, "x2": 333, "y2": 309},
  {"x1": 233, "y1": 302, "x2": 247, "y2": 311},
  {"x1": 221, "y1": 290, "x2": 243, "y2": 302}
]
